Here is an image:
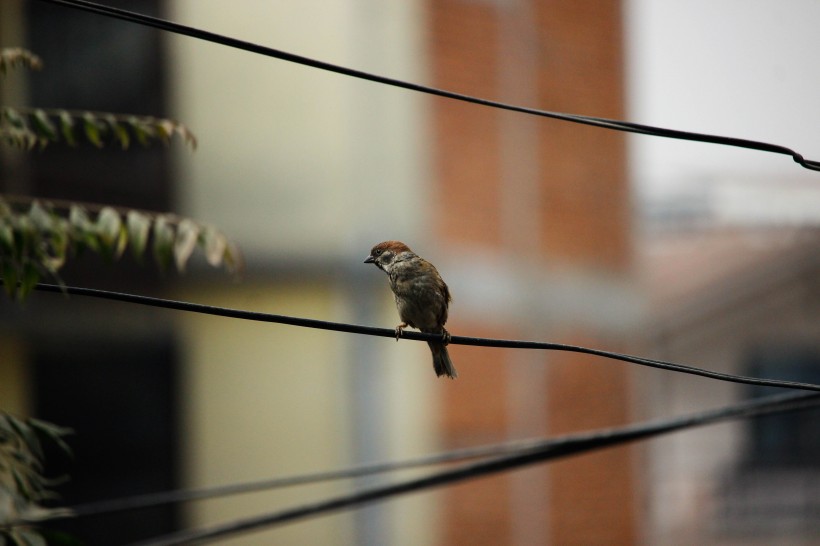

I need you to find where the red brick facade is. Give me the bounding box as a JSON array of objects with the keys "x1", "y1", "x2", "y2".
[{"x1": 429, "y1": 1, "x2": 637, "y2": 543}]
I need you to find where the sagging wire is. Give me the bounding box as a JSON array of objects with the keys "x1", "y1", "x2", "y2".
[
  {"x1": 125, "y1": 390, "x2": 820, "y2": 545},
  {"x1": 8, "y1": 391, "x2": 817, "y2": 539},
  {"x1": 32, "y1": 282, "x2": 820, "y2": 393},
  {"x1": 17, "y1": 436, "x2": 590, "y2": 522},
  {"x1": 33, "y1": 0, "x2": 820, "y2": 172}
]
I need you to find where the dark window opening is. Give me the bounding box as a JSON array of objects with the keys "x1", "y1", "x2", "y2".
[
  {"x1": 33, "y1": 334, "x2": 180, "y2": 546},
  {"x1": 743, "y1": 345, "x2": 820, "y2": 470},
  {"x1": 18, "y1": 0, "x2": 172, "y2": 292},
  {"x1": 715, "y1": 344, "x2": 820, "y2": 537}
]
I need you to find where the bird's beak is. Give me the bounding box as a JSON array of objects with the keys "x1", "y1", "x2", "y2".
[{"x1": 364, "y1": 255, "x2": 375, "y2": 264}]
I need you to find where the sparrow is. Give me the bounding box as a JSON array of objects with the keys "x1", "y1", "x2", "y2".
[{"x1": 364, "y1": 240, "x2": 457, "y2": 379}]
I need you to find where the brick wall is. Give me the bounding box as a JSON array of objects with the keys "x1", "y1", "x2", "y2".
[{"x1": 429, "y1": 0, "x2": 637, "y2": 544}]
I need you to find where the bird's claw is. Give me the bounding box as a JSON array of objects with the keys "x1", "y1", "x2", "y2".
[
  {"x1": 441, "y1": 329, "x2": 451, "y2": 346},
  {"x1": 395, "y1": 323, "x2": 407, "y2": 341}
]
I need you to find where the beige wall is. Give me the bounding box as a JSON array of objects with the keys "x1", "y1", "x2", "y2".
[
  {"x1": 175, "y1": 281, "x2": 440, "y2": 544},
  {"x1": 168, "y1": 0, "x2": 429, "y2": 260},
  {"x1": 177, "y1": 283, "x2": 355, "y2": 544},
  {"x1": 166, "y1": 2, "x2": 439, "y2": 542}
]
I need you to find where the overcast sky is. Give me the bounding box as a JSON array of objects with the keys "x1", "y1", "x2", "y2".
[{"x1": 625, "y1": 0, "x2": 820, "y2": 194}]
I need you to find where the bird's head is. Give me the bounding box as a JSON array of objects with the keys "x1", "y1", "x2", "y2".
[{"x1": 364, "y1": 240, "x2": 413, "y2": 273}]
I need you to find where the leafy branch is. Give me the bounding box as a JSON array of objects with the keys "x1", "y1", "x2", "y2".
[
  {"x1": 0, "y1": 107, "x2": 197, "y2": 151},
  {"x1": 0, "y1": 198, "x2": 241, "y2": 300},
  {"x1": 0, "y1": 413, "x2": 72, "y2": 546},
  {"x1": 0, "y1": 44, "x2": 238, "y2": 543},
  {"x1": 0, "y1": 48, "x2": 43, "y2": 75},
  {"x1": 0, "y1": 47, "x2": 232, "y2": 298},
  {"x1": 0, "y1": 48, "x2": 195, "y2": 150}
]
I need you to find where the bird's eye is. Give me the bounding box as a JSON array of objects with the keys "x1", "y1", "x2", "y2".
[{"x1": 374, "y1": 249, "x2": 382, "y2": 256}]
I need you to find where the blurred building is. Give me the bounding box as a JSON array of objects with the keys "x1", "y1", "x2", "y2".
[
  {"x1": 428, "y1": 1, "x2": 639, "y2": 544},
  {"x1": 640, "y1": 224, "x2": 820, "y2": 544},
  {"x1": 1, "y1": 1, "x2": 818, "y2": 545}
]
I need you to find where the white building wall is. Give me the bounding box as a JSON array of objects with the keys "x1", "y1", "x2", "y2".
[
  {"x1": 166, "y1": 2, "x2": 439, "y2": 544},
  {"x1": 168, "y1": 0, "x2": 430, "y2": 260}
]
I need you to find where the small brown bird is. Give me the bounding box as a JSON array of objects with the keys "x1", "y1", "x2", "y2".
[{"x1": 364, "y1": 240, "x2": 457, "y2": 379}]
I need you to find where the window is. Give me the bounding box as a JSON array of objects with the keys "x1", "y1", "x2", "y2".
[
  {"x1": 33, "y1": 335, "x2": 179, "y2": 545},
  {"x1": 743, "y1": 345, "x2": 820, "y2": 469},
  {"x1": 715, "y1": 344, "x2": 820, "y2": 537}
]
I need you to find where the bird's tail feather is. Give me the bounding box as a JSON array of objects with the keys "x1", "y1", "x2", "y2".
[{"x1": 428, "y1": 342, "x2": 457, "y2": 379}]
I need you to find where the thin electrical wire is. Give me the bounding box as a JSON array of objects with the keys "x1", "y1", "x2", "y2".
[
  {"x1": 8, "y1": 391, "x2": 817, "y2": 533},
  {"x1": 9, "y1": 3, "x2": 818, "y2": 542},
  {"x1": 32, "y1": 0, "x2": 820, "y2": 172},
  {"x1": 31, "y1": 282, "x2": 820, "y2": 393},
  {"x1": 32, "y1": 436, "x2": 586, "y2": 521},
  {"x1": 127, "y1": 391, "x2": 820, "y2": 545},
  {"x1": 7, "y1": 389, "x2": 814, "y2": 529}
]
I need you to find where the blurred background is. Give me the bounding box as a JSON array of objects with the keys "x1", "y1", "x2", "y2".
[{"x1": 1, "y1": 0, "x2": 819, "y2": 544}]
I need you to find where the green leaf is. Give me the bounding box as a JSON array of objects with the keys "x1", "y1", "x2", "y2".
[
  {"x1": 0, "y1": 411, "x2": 73, "y2": 530},
  {"x1": 4, "y1": 108, "x2": 196, "y2": 150},
  {"x1": 2, "y1": 108, "x2": 28, "y2": 138},
  {"x1": 58, "y1": 111, "x2": 76, "y2": 146},
  {"x1": 43, "y1": 216, "x2": 69, "y2": 271},
  {"x1": 3, "y1": 107, "x2": 24, "y2": 129},
  {"x1": 153, "y1": 119, "x2": 173, "y2": 146},
  {"x1": 201, "y1": 226, "x2": 227, "y2": 267},
  {"x1": 0, "y1": 221, "x2": 14, "y2": 254},
  {"x1": 19, "y1": 261, "x2": 40, "y2": 300},
  {"x1": 68, "y1": 205, "x2": 91, "y2": 230},
  {"x1": 82, "y1": 112, "x2": 103, "y2": 148},
  {"x1": 13, "y1": 216, "x2": 34, "y2": 261},
  {"x1": 0, "y1": 48, "x2": 42, "y2": 74},
  {"x1": 173, "y1": 219, "x2": 199, "y2": 272},
  {"x1": 95, "y1": 207, "x2": 123, "y2": 260},
  {"x1": 28, "y1": 202, "x2": 52, "y2": 232},
  {"x1": 30, "y1": 110, "x2": 56, "y2": 142},
  {"x1": 1, "y1": 197, "x2": 236, "y2": 301},
  {"x1": 106, "y1": 115, "x2": 130, "y2": 150},
  {"x1": 0, "y1": 127, "x2": 38, "y2": 149},
  {"x1": 67, "y1": 205, "x2": 100, "y2": 256},
  {"x1": 152, "y1": 216, "x2": 174, "y2": 271},
  {"x1": 126, "y1": 210, "x2": 151, "y2": 262},
  {"x1": 6, "y1": 417, "x2": 41, "y2": 461},
  {"x1": 129, "y1": 116, "x2": 155, "y2": 147},
  {"x1": 177, "y1": 124, "x2": 198, "y2": 150},
  {"x1": 223, "y1": 241, "x2": 243, "y2": 274}
]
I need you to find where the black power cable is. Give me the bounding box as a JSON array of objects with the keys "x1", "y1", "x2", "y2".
[
  {"x1": 127, "y1": 390, "x2": 820, "y2": 545},
  {"x1": 32, "y1": 0, "x2": 820, "y2": 172},
  {"x1": 32, "y1": 282, "x2": 820, "y2": 393}
]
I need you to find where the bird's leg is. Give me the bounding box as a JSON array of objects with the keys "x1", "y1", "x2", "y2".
[
  {"x1": 441, "y1": 328, "x2": 451, "y2": 345},
  {"x1": 395, "y1": 322, "x2": 408, "y2": 341}
]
